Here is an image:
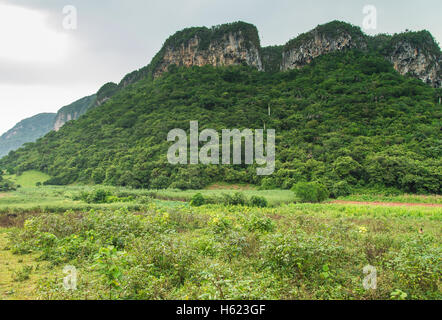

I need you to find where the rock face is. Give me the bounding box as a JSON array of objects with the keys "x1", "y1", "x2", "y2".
[
  {"x1": 280, "y1": 22, "x2": 441, "y2": 87},
  {"x1": 53, "y1": 111, "x2": 79, "y2": 131},
  {"x1": 153, "y1": 24, "x2": 263, "y2": 78},
  {"x1": 281, "y1": 21, "x2": 367, "y2": 71},
  {"x1": 53, "y1": 94, "x2": 97, "y2": 131},
  {"x1": 385, "y1": 34, "x2": 441, "y2": 88},
  {"x1": 95, "y1": 83, "x2": 118, "y2": 107}
]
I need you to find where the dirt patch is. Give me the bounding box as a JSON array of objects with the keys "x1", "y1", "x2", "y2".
[
  {"x1": 206, "y1": 184, "x2": 256, "y2": 190},
  {"x1": 267, "y1": 214, "x2": 284, "y2": 221},
  {"x1": 331, "y1": 200, "x2": 442, "y2": 208},
  {"x1": 0, "y1": 193, "x2": 10, "y2": 199},
  {"x1": 0, "y1": 214, "x2": 28, "y2": 228}
]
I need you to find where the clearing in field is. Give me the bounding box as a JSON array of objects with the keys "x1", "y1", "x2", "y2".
[{"x1": 5, "y1": 171, "x2": 50, "y2": 188}]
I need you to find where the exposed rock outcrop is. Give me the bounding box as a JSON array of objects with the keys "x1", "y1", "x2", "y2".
[
  {"x1": 281, "y1": 21, "x2": 368, "y2": 71},
  {"x1": 280, "y1": 22, "x2": 441, "y2": 87},
  {"x1": 383, "y1": 31, "x2": 441, "y2": 88},
  {"x1": 95, "y1": 83, "x2": 118, "y2": 107},
  {"x1": 152, "y1": 22, "x2": 263, "y2": 78},
  {"x1": 53, "y1": 94, "x2": 97, "y2": 131}
]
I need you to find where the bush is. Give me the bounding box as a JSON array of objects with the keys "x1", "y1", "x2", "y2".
[
  {"x1": 330, "y1": 181, "x2": 352, "y2": 198},
  {"x1": 0, "y1": 173, "x2": 16, "y2": 191},
  {"x1": 190, "y1": 193, "x2": 206, "y2": 207},
  {"x1": 261, "y1": 231, "x2": 344, "y2": 276},
  {"x1": 244, "y1": 213, "x2": 274, "y2": 233},
  {"x1": 79, "y1": 189, "x2": 135, "y2": 204},
  {"x1": 292, "y1": 182, "x2": 329, "y2": 203},
  {"x1": 249, "y1": 196, "x2": 268, "y2": 208},
  {"x1": 222, "y1": 192, "x2": 247, "y2": 206},
  {"x1": 82, "y1": 189, "x2": 112, "y2": 204},
  {"x1": 387, "y1": 235, "x2": 441, "y2": 298}
]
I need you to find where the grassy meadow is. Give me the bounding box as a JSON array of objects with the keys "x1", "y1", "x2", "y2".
[{"x1": 0, "y1": 174, "x2": 440, "y2": 300}]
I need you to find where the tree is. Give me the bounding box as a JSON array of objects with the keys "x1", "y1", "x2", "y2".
[
  {"x1": 0, "y1": 171, "x2": 16, "y2": 191},
  {"x1": 292, "y1": 182, "x2": 329, "y2": 203}
]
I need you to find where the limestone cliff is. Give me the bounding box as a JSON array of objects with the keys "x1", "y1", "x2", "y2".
[
  {"x1": 95, "y1": 83, "x2": 118, "y2": 107},
  {"x1": 96, "y1": 22, "x2": 264, "y2": 104},
  {"x1": 152, "y1": 22, "x2": 263, "y2": 78},
  {"x1": 382, "y1": 31, "x2": 441, "y2": 88},
  {"x1": 280, "y1": 21, "x2": 441, "y2": 88},
  {"x1": 281, "y1": 21, "x2": 368, "y2": 71},
  {"x1": 53, "y1": 94, "x2": 97, "y2": 131}
]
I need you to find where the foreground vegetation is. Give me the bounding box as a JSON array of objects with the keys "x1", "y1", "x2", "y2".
[{"x1": 0, "y1": 185, "x2": 440, "y2": 300}]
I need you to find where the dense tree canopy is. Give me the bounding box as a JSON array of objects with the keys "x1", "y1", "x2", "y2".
[{"x1": 1, "y1": 50, "x2": 440, "y2": 194}]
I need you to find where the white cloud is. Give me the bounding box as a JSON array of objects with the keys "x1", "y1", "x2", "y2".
[{"x1": 0, "y1": 3, "x2": 70, "y2": 63}]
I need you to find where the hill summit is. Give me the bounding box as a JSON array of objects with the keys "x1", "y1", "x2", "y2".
[{"x1": 96, "y1": 20, "x2": 442, "y2": 104}]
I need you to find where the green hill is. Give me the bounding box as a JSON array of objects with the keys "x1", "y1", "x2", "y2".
[{"x1": 1, "y1": 49, "x2": 440, "y2": 194}]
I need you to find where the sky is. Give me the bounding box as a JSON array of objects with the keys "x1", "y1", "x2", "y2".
[{"x1": 0, "y1": 0, "x2": 441, "y2": 135}]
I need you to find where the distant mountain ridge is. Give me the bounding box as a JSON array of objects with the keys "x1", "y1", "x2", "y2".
[
  {"x1": 0, "y1": 113, "x2": 56, "y2": 158},
  {"x1": 0, "y1": 94, "x2": 96, "y2": 157}
]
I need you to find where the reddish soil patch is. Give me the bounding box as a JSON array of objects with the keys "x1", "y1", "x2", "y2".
[
  {"x1": 206, "y1": 184, "x2": 256, "y2": 190},
  {"x1": 331, "y1": 200, "x2": 442, "y2": 208},
  {"x1": 0, "y1": 193, "x2": 9, "y2": 198},
  {"x1": 0, "y1": 213, "x2": 32, "y2": 228}
]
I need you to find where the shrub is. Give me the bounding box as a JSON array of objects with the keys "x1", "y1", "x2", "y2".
[
  {"x1": 13, "y1": 266, "x2": 33, "y2": 282},
  {"x1": 190, "y1": 193, "x2": 206, "y2": 207},
  {"x1": 330, "y1": 181, "x2": 352, "y2": 198},
  {"x1": 386, "y1": 235, "x2": 441, "y2": 298},
  {"x1": 249, "y1": 196, "x2": 268, "y2": 208},
  {"x1": 292, "y1": 182, "x2": 329, "y2": 203},
  {"x1": 222, "y1": 192, "x2": 247, "y2": 206},
  {"x1": 261, "y1": 231, "x2": 344, "y2": 277},
  {"x1": 244, "y1": 213, "x2": 274, "y2": 233},
  {"x1": 82, "y1": 189, "x2": 111, "y2": 204},
  {"x1": 79, "y1": 189, "x2": 134, "y2": 204},
  {"x1": 0, "y1": 174, "x2": 16, "y2": 191}
]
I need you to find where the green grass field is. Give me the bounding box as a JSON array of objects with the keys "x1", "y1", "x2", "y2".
[
  {"x1": 0, "y1": 178, "x2": 440, "y2": 300},
  {"x1": 4, "y1": 171, "x2": 51, "y2": 188}
]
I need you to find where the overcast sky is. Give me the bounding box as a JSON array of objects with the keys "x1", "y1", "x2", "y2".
[{"x1": 0, "y1": 0, "x2": 441, "y2": 135}]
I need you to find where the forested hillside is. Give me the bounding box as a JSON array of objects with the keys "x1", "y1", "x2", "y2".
[{"x1": 1, "y1": 50, "x2": 440, "y2": 194}]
